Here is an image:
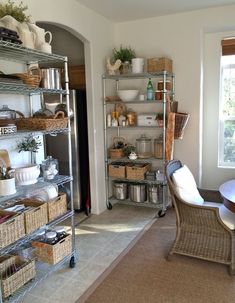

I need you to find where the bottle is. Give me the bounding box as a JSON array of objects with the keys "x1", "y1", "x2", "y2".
[{"x1": 147, "y1": 78, "x2": 154, "y2": 100}]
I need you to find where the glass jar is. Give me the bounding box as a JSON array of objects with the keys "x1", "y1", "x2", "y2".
[
  {"x1": 35, "y1": 229, "x2": 46, "y2": 242},
  {"x1": 154, "y1": 138, "x2": 163, "y2": 159},
  {"x1": 122, "y1": 61, "x2": 131, "y2": 74},
  {"x1": 45, "y1": 231, "x2": 58, "y2": 245},
  {"x1": 53, "y1": 226, "x2": 68, "y2": 240},
  {"x1": 136, "y1": 134, "x2": 152, "y2": 158},
  {"x1": 41, "y1": 156, "x2": 59, "y2": 181}
]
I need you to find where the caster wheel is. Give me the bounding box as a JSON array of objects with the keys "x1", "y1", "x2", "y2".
[
  {"x1": 107, "y1": 202, "x2": 112, "y2": 210},
  {"x1": 158, "y1": 210, "x2": 166, "y2": 218},
  {"x1": 69, "y1": 256, "x2": 76, "y2": 268}
]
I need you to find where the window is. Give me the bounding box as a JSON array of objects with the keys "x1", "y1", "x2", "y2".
[{"x1": 219, "y1": 40, "x2": 235, "y2": 167}]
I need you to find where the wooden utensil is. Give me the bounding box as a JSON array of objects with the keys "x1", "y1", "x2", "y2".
[{"x1": 0, "y1": 150, "x2": 11, "y2": 169}]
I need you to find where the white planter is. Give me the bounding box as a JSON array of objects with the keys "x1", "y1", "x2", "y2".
[{"x1": 14, "y1": 164, "x2": 40, "y2": 186}]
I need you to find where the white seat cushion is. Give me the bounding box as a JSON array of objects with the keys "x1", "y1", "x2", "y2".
[{"x1": 172, "y1": 165, "x2": 204, "y2": 205}]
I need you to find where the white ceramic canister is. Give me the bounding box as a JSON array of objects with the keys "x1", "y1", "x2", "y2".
[
  {"x1": 131, "y1": 58, "x2": 145, "y2": 74},
  {"x1": 0, "y1": 178, "x2": 16, "y2": 196}
]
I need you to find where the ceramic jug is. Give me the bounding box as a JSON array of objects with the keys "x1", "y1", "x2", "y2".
[
  {"x1": 0, "y1": 15, "x2": 19, "y2": 33},
  {"x1": 27, "y1": 23, "x2": 52, "y2": 50},
  {"x1": 17, "y1": 26, "x2": 36, "y2": 49}
]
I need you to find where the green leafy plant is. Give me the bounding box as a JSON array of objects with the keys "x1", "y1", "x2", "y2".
[
  {"x1": 17, "y1": 135, "x2": 42, "y2": 153},
  {"x1": 0, "y1": 0, "x2": 31, "y2": 22},
  {"x1": 113, "y1": 140, "x2": 125, "y2": 149},
  {"x1": 123, "y1": 145, "x2": 136, "y2": 156},
  {"x1": 113, "y1": 45, "x2": 136, "y2": 63}
]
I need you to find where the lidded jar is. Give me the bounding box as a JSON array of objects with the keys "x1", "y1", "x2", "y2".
[
  {"x1": 136, "y1": 134, "x2": 152, "y2": 158},
  {"x1": 53, "y1": 226, "x2": 68, "y2": 240},
  {"x1": 154, "y1": 137, "x2": 163, "y2": 159},
  {"x1": 45, "y1": 231, "x2": 58, "y2": 245},
  {"x1": 41, "y1": 156, "x2": 59, "y2": 181}
]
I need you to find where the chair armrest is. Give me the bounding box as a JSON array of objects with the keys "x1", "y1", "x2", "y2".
[{"x1": 198, "y1": 188, "x2": 222, "y2": 203}]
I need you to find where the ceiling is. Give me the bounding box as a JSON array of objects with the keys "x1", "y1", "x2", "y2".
[{"x1": 76, "y1": 0, "x2": 235, "y2": 22}]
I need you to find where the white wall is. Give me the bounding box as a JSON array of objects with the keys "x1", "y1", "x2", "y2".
[
  {"x1": 3, "y1": 0, "x2": 115, "y2": 214},
  {"x1": 114, "y1": 5, "x2": 235, "y2": 187}
]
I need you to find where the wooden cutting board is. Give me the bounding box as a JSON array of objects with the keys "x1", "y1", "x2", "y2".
[{"x1": 0, "y1": 149, "x2": 11, "y2": 168}]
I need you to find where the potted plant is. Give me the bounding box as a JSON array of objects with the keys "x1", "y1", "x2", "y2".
[
  {"x1": 113, "y1": 45, "x2": 136, "y2": 73},
  {"x1": 123, "y1": 144, "x2": 136, "y2": 157},
  {"x1": 0, "y1": 0, "x2": 31, "y2": 22},
  {"x1": 17, "y1": 135, "x2": 42, "y2": 163}
]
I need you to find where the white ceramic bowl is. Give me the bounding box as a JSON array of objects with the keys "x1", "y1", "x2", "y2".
[
  {"x1": 117, "y1": 90, "x2": 139, "y2": 102},
  {"x1": 14, "y1": 164, "x2": 40, "y2": 186}
]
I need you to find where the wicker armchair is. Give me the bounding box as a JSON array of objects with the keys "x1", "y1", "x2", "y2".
[{"x1": 166, "y1": 159, "x2": 235, "y2": 275}]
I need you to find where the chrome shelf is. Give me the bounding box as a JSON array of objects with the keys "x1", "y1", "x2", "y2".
[
  {"x1": 0, "y1": 82, "x2": 67, "y2": 95},
  {"x1": 107, "y1": 157, "x2": 164, "y2": 163},
  {"x1": 105, "y1": 99, "x2": 165, "y2": 105},
  {"x1": 108, "y1": 176, "x2": 167, "y2": 185},
  {"x1": 0, "y1": 175, "x2": 72, "y2": 204},
  {"x1": 110, "y1": 197, "x2": 163, "y2": 209},
  {"x1": 0, "y1": 40, "x2": 67, "y2": 64},
  {"x1": 102, "y1": 71, "x2": 173, "y2": 80},
  {"x1": 0, "y1": 128, "x2": 70, "y2": 140},
  {"x1": 0, "y1": 210, "x2": 74, "y2": 256},
  {"x1": 4, "y1": 251, "x2": 77, "y2": 303},
  {"x1": 107, "y1": 125, "x2": 162, "y2": 129}
]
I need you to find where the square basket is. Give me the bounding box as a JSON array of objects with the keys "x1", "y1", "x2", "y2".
[
  {"x1": 108, "y1": 162, "x2": 126, "y2": 178},
  {"x1": 32, "y1": 234, "x2": 72, "y2": 265},
  {"x1": 13, "y1": 199, "x2": 48, "y2": 234},
  {"x1": 47, "y1": 192, "x2": 67, "y2": 222},
  {"x1": 126, "y1": 163, "x2": 151, "y2": 180},
  {"x1": 0, "y1": 255, "x2": 36, "y2": 299},
  {"x1": 147, "y1": 57, "x2": 172, "y2": 73},
  {"x1": 0, "y1": 210, "x2": 25, "y2": 249}
]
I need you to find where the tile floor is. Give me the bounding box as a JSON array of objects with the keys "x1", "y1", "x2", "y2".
[{"x1": 19, "y1": 203, "x2": 158, "y2": 303}]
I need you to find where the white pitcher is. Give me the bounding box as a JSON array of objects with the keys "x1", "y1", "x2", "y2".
[
  {"x1": 27, "y1": 23, "x2": 52, "y2": 50},
  {"x1": 17, "y1": 26, "x2": 36, "y2": 49}
]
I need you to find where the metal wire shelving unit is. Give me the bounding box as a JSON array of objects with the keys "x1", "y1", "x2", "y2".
[
  {"x1": 103, "y1": 71, "x2": 175, "y2": 216},
  {"x1": 0, "y1": 41, "x2": 76, "y2": 303}
]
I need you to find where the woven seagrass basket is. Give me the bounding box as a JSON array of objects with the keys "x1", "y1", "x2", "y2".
[
  {"x1": 16, "y1": 111, "x2": 68, "y2": 131},
  {"x1": 174, "y1": 113, "x2": 190, "y2": 139},
  {"x1": 13, "y1": 67, "x2": 41, "y2": 88}
]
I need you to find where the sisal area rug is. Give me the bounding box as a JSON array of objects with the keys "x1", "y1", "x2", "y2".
[{"x1": 77, "y1": 209, "x2": 235, "y2": 303}]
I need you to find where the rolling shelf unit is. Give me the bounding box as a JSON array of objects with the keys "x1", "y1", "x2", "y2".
[
  {"x1": 103, "y1": 71, "x2": 175, "y2": 216},
  {"x1": 0, "y1": 41, "x2": 76, "y2": 303}
]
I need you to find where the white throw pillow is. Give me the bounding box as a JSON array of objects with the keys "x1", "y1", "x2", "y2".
[{"x1": 172, "y1": 165, "x2": 204, "y2": 205}]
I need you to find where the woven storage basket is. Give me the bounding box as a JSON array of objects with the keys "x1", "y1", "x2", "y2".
[
  {"x1": 109, "y1": 136, "x2": 125, "y2": 159},
  {"x1": 16, "y1": 111, "x2": 68, "y2": 131},
  {"x1": 13, "y1": 67, "x2": 41, "y2": 88},
  {"x1": 0, "y1": 210, "x2": 25, "y2": 249},
  {"x1": 32, "y1": 234, "x2": 72, "y2": 265},
  {"x1": 147, "y1": 57, "x2": 172, "y2": 73},
  {"x1": 47, "y1": 192, "x2": 67, "y2": 221},
  {"x1": 126, "y1": 163, "x2": 151, "y2": 180},
  {"x1": 174, "y1": 112, "x2": 190, "y2": 139},
  {"x1": 0, "y1": 255, "x2": 36, "y2": 299},
  {"x1": 13, "y1": 199, "x2": 48, "y2": 234},
  {"x1": 108, "y1": 162, "x2": 126, "y2": 178}
]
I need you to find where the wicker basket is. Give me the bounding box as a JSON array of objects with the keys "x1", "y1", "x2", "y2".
[
  {"x1": 109, "y1": 136, "x2": 125, "y2": 159},
  {"x1": 32, "y1": 234, "x2": 72, "y2": 265},
  {"x1": 147, "y1": 57, "x2": 172, "y2": 73},
  {"x1": 0, "y1": 255, "x2": 36, "y2": 299},
  {"x1": 47, "y1": 192, "x2": 67, "y2": 221},
  {"x1": 108, "y1": 162, "x2": 126, "y2": 178},
  {"x1": 126, "y1": 163, "x2": 151, "y2": 180},
  {"x1": 174, "y1": 112, "x2": 190, "y2": 139},
  {"x1": 13, "y1": 199, "x2": 48, "y2": 234},
  {"x1": 13, "y1": 67, "x2": 41, "y2": 88},
  {"x1": 0, "y1": 210, "x2": 25, "y2": 249},
  {"x1": 16, "y1": 111, "x2": 68, "y2": 131}
]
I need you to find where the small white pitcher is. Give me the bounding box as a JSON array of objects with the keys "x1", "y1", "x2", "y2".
[{"x1": 28, "y1": 23, "x2": 52, "y2": 50}]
